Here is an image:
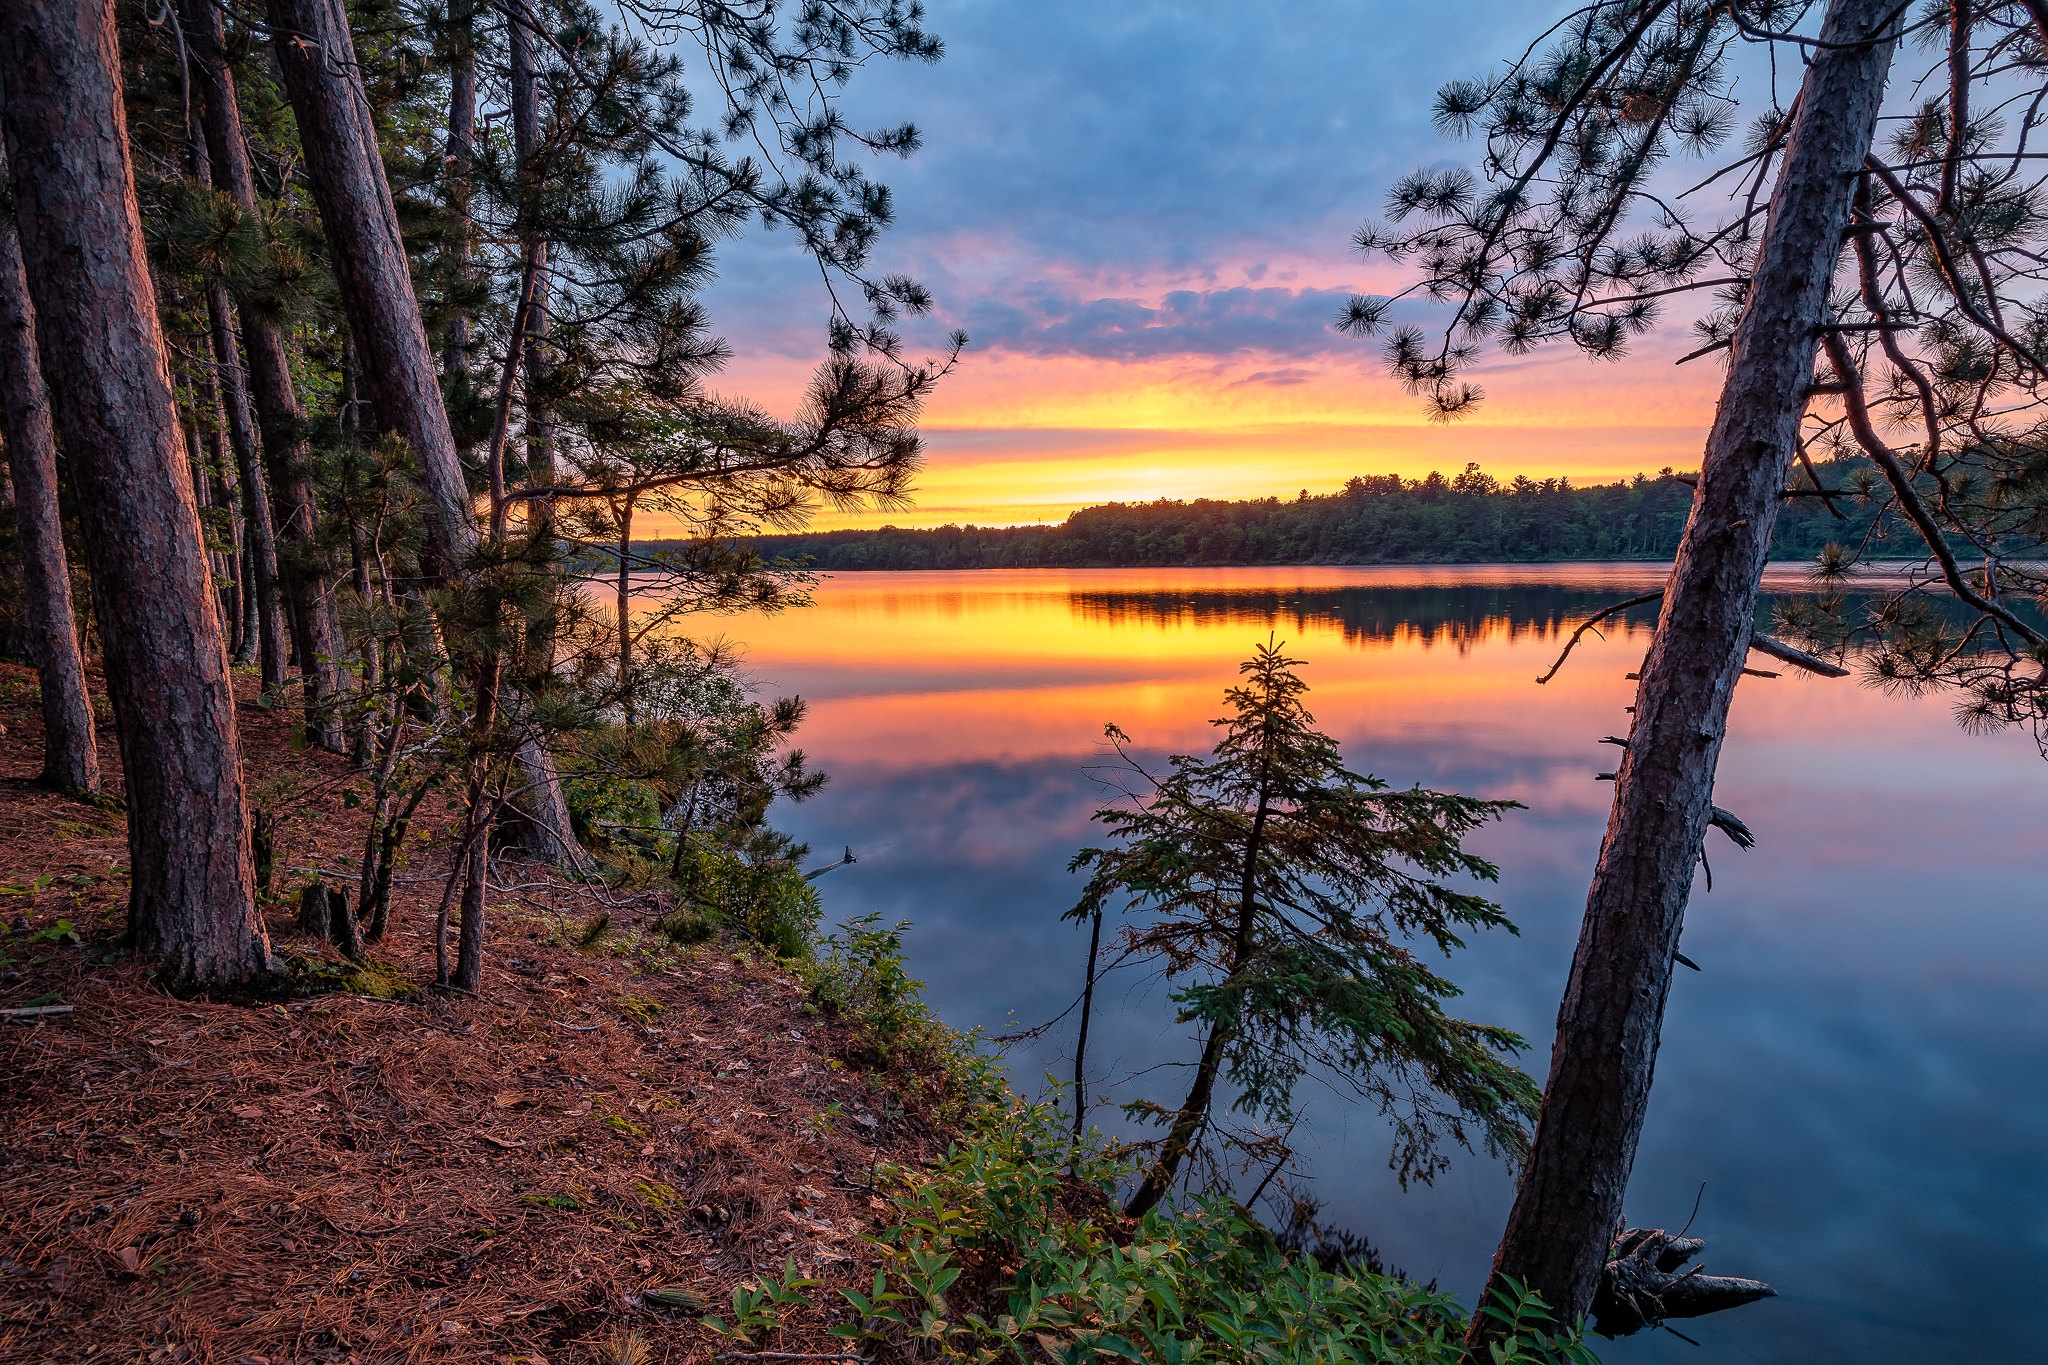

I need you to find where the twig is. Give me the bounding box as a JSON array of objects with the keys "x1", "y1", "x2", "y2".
[
  {"x1": 1536, "y1": 592, "x2": 1666, "y2": 684},
  {"x1": 1, "y1": 1005, "x2": 74, "y2": 1019}
]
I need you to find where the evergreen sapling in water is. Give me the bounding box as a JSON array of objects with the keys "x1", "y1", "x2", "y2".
[{"x1": 1066, "y1": 640, "x2": 1539, "y2": 1217}]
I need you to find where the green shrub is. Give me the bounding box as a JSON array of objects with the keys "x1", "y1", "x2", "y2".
[
  {"x1": 843, "y1": 1093, "x2": 1595, "y2": 1365},
  {"x1": 668, "y1": 834, "x2": 822, "y2": 959},
  {"x1": 562, "y1": 768, "x2": 666, "y2": 852},
  {"x1": 803, "y1": 914, "x2": 961, "y2": 1067},
  {"x1": 710, "y1": 927, "x2": 1592, "y2": 1365}
]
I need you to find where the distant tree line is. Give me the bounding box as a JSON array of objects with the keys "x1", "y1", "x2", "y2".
[{"x1": 729, "y1": 461, "x2": 1880, "y2": 570}]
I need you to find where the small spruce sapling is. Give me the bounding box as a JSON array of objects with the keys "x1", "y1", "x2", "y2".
[{"x1": 1067, "y1": 640, "x2": 1538, "y2": 1217}]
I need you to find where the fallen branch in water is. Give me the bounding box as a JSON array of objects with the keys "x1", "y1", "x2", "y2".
[{"x1": 1594, "y1": 1226, "x2": 1775, "y2": 1338}]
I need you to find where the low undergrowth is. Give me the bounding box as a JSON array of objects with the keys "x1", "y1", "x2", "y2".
[{"x1": 719, "y1": 922, "x2": 1597, "y2": 1365}]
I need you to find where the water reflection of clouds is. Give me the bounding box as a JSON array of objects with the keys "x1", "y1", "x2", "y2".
[{"x1": 736, "y1": 568, "x2": 2048, "y2": 1365}]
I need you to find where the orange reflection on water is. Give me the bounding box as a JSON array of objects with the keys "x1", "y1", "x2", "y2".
[{"x1": 639, "y1": 565, "x2": 1856, "y2": 783}]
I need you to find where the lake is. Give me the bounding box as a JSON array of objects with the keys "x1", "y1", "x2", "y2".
[{"x1": 718, "y1": 565, "x2": 2047, "y2": 1363}]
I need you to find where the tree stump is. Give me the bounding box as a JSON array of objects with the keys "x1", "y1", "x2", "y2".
[
  {"x1": 296, "y1": 882, "x2": 330, "y2": 940},
  {"x1": 326, "y1": 884, "x2": 362, "y2": 960},
  {"x1": 295, "y1": 882, "x2": 362, "y2": 960},
  {"x1": 1592, "y1": 1226, "x2": 1774, "y2": 1337}
]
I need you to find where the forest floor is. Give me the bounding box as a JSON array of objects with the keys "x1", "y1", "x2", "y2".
[{"x1": 0, "y1": 662, "x2": 953, "y2": 1365}]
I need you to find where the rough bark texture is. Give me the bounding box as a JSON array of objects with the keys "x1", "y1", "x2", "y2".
[
  {"x1": 501, "y1": 11, "x2": 583, "y2": 867},
  {"x1": 1468, "y1": 1, "x2": 1898, "y2": 1341},
  {"x1": 0, "y1": 175, "x2": 100, "y2": 794},
  {"x1": 0, "y1": 0, "x2": 271, "y2": 983},
  {"x1": 204, "y1": 283, "x2": 285, "y2": 690},
  {"x1": 274, "y1": 464, "x2": 345, "y2": 751},
  {"x1": 266, "y1": 0, "x2": 477, "y2": 583},
  {"x1": 443, "y1": 0, "x2": 476, "y2": 373},
  {"x1": 179, "y1": 0, "x2": 331, "y2": 721},
  {"x1": 453, "y1": 813, "x2": 488, "y2": 991}
]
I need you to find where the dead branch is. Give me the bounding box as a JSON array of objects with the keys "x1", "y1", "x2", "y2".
[
  {"x1": 1749, "y1": 633, "x2": 1852, "y2": 677},
  {"x1": 1536, "y1": 592, "x2": 1666, "y2": 684},
  {"x1": 1593, "y1": 1226, "x2": 1775, "y2": 1338}
]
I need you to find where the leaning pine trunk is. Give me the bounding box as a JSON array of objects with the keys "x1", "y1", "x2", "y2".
[
  {"x1": 0, "y1": 163, "x2": 100, "y2": 796},
  {"x1": 1467, "y1": 0, "x2": 1899, "y2": 1341},
  {"x1": 265, "y1": 0, "x2": 477, "y2": 584},
  {"x1": 0, "y1": 0, "x2": 271, "y2": 984},
  {"x1": 178, "y1": 0, "x2": 328, "y2": 718},
  {"x1": 1125, "y1": 740, "x2": 1276, "y2": 1219}
]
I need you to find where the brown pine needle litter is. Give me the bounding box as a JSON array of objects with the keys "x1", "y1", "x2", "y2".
[{"x1": 0, "y1": 664, "x2": 953, "y2": 1364}]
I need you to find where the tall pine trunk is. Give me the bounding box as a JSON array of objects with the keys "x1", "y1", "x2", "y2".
[
  {"x1": 208, "y1": 283, "x2": 285, "y2": 689},
  {"x1": 265, "y1": 0, "x2": 477, "y2": 583},
  {"x1": 178, "y1": 0, "x2": 329, "y2": 722},
  {"x1": 501, "y1": 7, "x2": 583, "y2": 867},
  {"x1": 0, "y1": 0, "x2": 271, "y2": 983},
  {"x1": 0, "y1": 163, "x2": 100, "y2": 795},
  {"x1": 1468, "y1": 0, "x2": 1898, "y2": 1339},
  {"x1": 442, "y1": 0, "x2": 476, "y2": 374}
]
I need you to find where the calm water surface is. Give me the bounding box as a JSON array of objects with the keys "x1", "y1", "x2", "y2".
[{"x1": 718, "y1": 565, "x2": 2047, "y2": 1363}]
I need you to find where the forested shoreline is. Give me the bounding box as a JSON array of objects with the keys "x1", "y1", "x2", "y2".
[{"x1": 729, "y1": 460, "x2": 1882, "y2": 570}]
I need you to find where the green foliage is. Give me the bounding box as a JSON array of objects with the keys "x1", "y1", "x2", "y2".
[
  {"x1": 1074, "y1": 643, "x2": 1537, "y2": 1197},
  {"x1": 740, "y1": 462, "x2": 1878, "y2": 569},
  {"x1": 701, "y1": 1258, "x2": 823, "y2": 1345},
  {"x1": 803, "y1": 913, "x2": 958, "y2": 1067},
  {"x1": 820, "y1": 1091, "x2": 1593, "y2": 1365},
  {"x1": 562, "y1": 767, "x2": 667, "y2": 853},
  {"x1": 659, "y1": 833, "x2": 822, "y2": 959}
]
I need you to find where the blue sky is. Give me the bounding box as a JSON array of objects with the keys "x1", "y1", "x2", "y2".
[{"x1": 693, "y1": 1, "x2": 1734, "y2": 524}]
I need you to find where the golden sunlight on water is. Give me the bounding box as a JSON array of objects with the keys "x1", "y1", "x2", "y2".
[{"x1": 651, "y1": 565, "x2": 1920, "y2": 799}]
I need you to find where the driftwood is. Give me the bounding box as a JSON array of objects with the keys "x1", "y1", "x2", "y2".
[{"x1": 1592, "y1": 1226, "x2": 1774, "y2": 1338}]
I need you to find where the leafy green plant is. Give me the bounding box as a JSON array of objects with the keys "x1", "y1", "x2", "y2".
[
  {"x1": 701, "y1": 1258, "x2": 822, "y2": 1345},
  {"x1": 804, "y1": 914, "x2": 960, "y2": 1067},
  {"x1": 670, "y1": 834, "x2": 821, "y2": 959},
  {"x1": 826, "y1": 1091, "x2": 1594, "y2": 1365}
]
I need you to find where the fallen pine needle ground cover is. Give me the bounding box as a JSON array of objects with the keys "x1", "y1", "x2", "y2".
[{"x1": 0, "y1": 663, "x2": 953, "y2": 1364}]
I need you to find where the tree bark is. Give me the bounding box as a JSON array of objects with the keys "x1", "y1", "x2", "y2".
[
  {"x1": 501, "y1": 8, "x2": 583, "y2": 867},
  {"x1": 0, "y1": 0, "x2": 271, "y2": 983},
  {"x1": 0, "y1": 165, "x2": 100, "y2": 795},
  {"x1": 264, "y1": 0, "x2": 477, "y2": 584},
  {"x1": 204, "y1": 284, "x2": 285, "y2": 690},
  {"x1": 443, "y1": 0, "x2": 476, "y2": 374},
  {"x1": 178, "y1": 0, "x2": 331, "y2": 722},
  {"x1": 1467, "y1": 0, "x2": 1898, "y2": 1343},
  {"x1": 616, "y1": 494, "x2": 635, "y2": 724}
]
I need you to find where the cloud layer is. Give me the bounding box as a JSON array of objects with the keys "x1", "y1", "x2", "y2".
[{"x1": 681, "y1": 1, "x2": 1731, "y2": 524}]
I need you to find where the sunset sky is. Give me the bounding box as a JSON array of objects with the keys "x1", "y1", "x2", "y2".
[{"x1": 698, "y1": 1, "x2": 1732, "y2": 529}]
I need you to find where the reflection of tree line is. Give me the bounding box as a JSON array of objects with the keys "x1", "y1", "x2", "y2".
[{"x1": 1066, "y1": 585, "x2": 1926, "y2": 652}]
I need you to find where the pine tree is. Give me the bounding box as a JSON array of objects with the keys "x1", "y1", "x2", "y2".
[
  {"x1": 1066, "y1": 641, "x2": 1536, "y2": 1219},
  {"x1": 0, "y1": 156, "x2": 100, "y2": 796},
  {"x1": 1338, "y1": 0, "x2": 2048, "y2": 1341},
  {"x1": 0, "y1": 0, "x2": 271, "y2": 985}
]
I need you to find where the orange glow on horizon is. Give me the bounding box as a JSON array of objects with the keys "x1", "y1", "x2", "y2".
[{"x1": 676, "y1": 317, "x2": 1728, "y2": 534}]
